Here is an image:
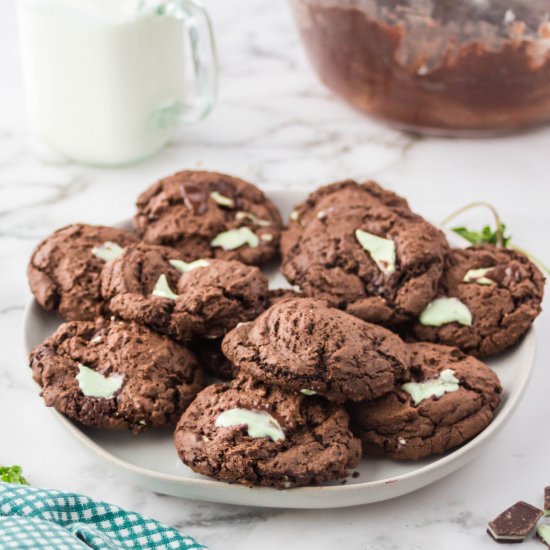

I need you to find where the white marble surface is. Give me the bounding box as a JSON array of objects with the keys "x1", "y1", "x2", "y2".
[{"x1": 1, "y1": 0, "x2": 550, "y2": 548}]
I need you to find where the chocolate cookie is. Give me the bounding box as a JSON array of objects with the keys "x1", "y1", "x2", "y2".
[
  {"x1": 191, "y1": 337, "x2": 238, "y2": 381},
  {"x1": 30, "y1": 317, "x2": 203, "y2": 433},
  {"x1": 410, "y1": 245, "x2": 545, "y2": 357},
  {"x1": 349, "y1": 342, "x2": 502, "y2": 460},
  {"x1": 281, "y1": 180, "x2": 449, "y2": 325},
  {"x1": 266, "y1": 287, "x2": 303, "y2": 307},
  {"x1": 174, "y1": 375, "x2": 361, "y2": 488},
  {"x1": 222, "y1": 298, "x2": 411, "y2": 403},
  {"x1": 28, "y1": 224, "x2": 138, "y2": 321},
  {"x1": 101, "y1": 242, "x2": 270, "y2": 342},
  {"x1": 134, "y1": 171, "x2": 282, "y2": 266}
]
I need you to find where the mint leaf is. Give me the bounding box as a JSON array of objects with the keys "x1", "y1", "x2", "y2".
[
  {"x1": 452, "y1": 226, "x2": 483, "y2": 245},
  {"x1": 0, "y1": 465, "x2": 28, "y2": 485},
  {"x1": 452, "y1": 224, "x2": 511, "y2": 247}
]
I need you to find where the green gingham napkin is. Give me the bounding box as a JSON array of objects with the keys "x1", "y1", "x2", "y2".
[{"x1": 0, "y1": 483, "x2": 205, "y2": 549}]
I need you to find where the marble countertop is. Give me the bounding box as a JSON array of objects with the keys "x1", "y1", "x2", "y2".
[{"x1": 1, "y1": 0, "x2": 549, "y2": 548}]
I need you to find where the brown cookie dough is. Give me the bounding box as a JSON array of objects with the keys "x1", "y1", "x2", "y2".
[
  {"x1": 133, "y1": 171, "x2": 282, "y2": 266},
  {"x1": 190, "y1": 337, "x2": 238, "y2": 381},
  {"x1": 281, "y1": 180, "x2": 449, "y2": 325},
  {"x1": 27, "y1": 224, "x2": 138, "y2": 321},
  {"x1": 349, "y1": 342, "x2": 502, "y2": 460},
  {"x1": 222, "y1": 298, "x2": 411, "y2": 403},
  {"x1": 410, "y1": 245, "x2": 545, "y2": 357},
  {"x1": 29, "y1": 317, "x2": 203, "y2": 433},
  {"x1": 101, "y1": 242, "x2": 270, "y2": 342},
  {"x1": 174, "y1": 375, "x2": 361, "y2": 488},
  {"x1": 266, "y1": 287, "x2": 303, "y2": 307}
]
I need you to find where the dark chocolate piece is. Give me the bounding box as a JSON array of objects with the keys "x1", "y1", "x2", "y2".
[
  {"x1": 210, "y1": 179, "x2": 242, "y2": 210},
  {"x1": 544, "y1": 487, "x2": 550, "y2": 517},
  {"x1": 180, "y1": 182, "x2": 208, "y2": 215},
  {"x1": 487, "y1": 501, "x2": 542, "y2": 542},
  {"x1": 486, "y1": 264, "x2": 522, "y2": 286}
]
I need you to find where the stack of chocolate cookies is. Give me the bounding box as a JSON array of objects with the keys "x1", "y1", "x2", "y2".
[{"x1": 27, "y1": 172, "x2": 544, "y2": 489}]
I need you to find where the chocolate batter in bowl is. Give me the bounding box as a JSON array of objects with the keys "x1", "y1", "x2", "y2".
[{"x1": 291, "y1": 0, "x2": 550, "y2": 135}]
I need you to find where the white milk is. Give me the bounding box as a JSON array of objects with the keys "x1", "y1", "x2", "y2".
[{"x1": 18, "y1": 0, "x2": 188, "y2": 165}]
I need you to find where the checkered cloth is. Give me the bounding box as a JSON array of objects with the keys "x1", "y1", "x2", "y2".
[{"x1": 0, "y1": 483, "x2": 205, "y2": 549}]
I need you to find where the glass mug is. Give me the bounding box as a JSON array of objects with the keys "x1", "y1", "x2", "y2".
[{"x1": 17, "y1": 0, "x2": 217, "y2": 166}]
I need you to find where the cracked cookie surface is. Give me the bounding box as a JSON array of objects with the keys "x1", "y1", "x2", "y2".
[
  {"x1": 30, "y1": 317, "x2": 203, "y2": 433},
  {"x1": 281, "y1": 180, "x2": 449, "y2": 325},
  {"x1": 174, "y1": 375, "x2": 361, "y2": 488},
  {"x1": 28, "y1": 224, "x2": 138, "y2": 321},
  {"x1": 410, "y1": 245, "x2": 544, "y2": 357},
  {"x1": 222, "y1": 298, "x2": 411, "y2": 403},
  {"x1": 133, "y1": 170, "x2": 282, "y2": 266},
  {"x1": 101, "y1": 242, "x2": 270, "y2": 342},
  {"x1": 349, "y1": 342, "x2": 502, "y2": 460}
]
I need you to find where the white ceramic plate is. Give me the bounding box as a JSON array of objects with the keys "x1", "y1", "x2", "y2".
[{"x1": 23, "y1": 190, "x2": 537, "y2": 509}]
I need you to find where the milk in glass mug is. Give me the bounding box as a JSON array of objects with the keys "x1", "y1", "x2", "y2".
[{"x1": 17, "y1": 0, "x2": 217, "y2": 165}]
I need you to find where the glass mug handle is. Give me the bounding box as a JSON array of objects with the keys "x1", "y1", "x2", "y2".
[{"x1": 156, "y1": 0, "x2": 218, "y2": 126}]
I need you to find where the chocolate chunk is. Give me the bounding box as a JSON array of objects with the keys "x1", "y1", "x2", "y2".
[
  {"x1": 486, "y1": 263, "x2": 523, "y2": 286},
  {"x1": 210, "y1": 179, "x2": 242, "y2": 210},
  {"x1": 180, "y1": 182, "x2": 208, "y2": 214},
  {"x1": 544, "y1": 487, "x2": 550, "y2": 517},
  {"x1": 487, "y1": 501, "x2": 542, "y2": 543}
]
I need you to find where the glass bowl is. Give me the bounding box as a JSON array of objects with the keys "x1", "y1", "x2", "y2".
[{"x1": 290, "y1": 0, "x2": 550, "y2": 135}]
